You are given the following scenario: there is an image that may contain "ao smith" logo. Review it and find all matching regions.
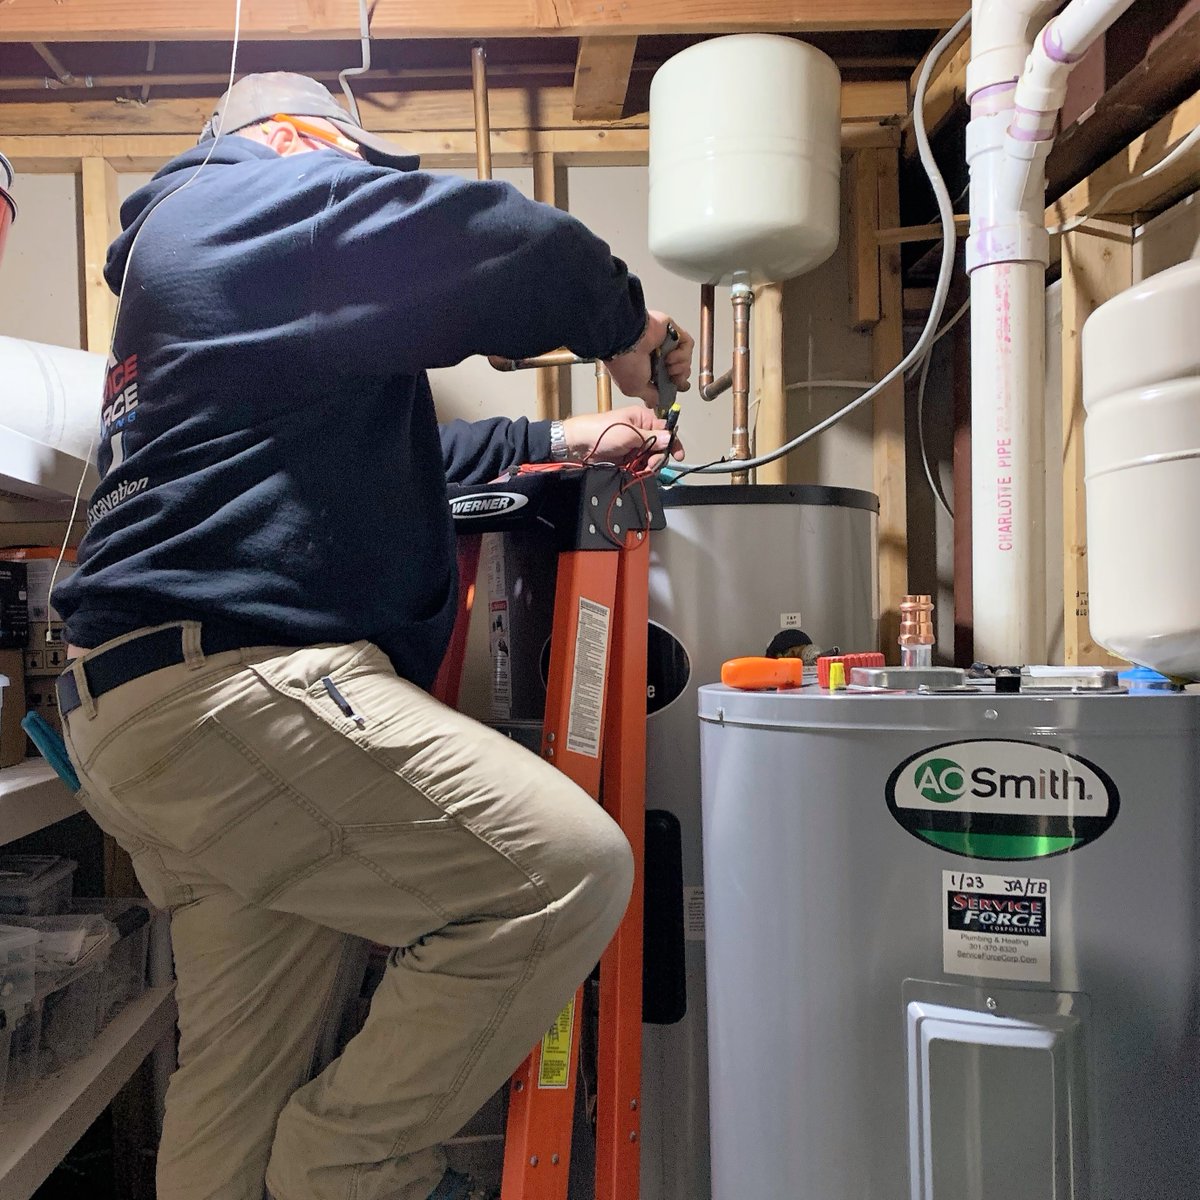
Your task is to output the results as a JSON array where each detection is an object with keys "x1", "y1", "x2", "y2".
[
  {"x1": 913, "y1": 756, "x2": 1093, "y2": 805},
  {"x1": 887, "y1": 739, "x2": 1118, "y2": 861}
]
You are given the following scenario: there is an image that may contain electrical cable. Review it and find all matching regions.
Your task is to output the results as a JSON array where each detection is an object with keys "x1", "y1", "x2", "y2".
[
  {"x1": 338, "y1": 0, "x2": 372, "y2": 125},
  {"x1": 665, "y1": 7, "x2": 971, "y2": 482},
  {"x1": 47, "y1": 0, "x2": 246, "y2": 613},
  {"x1": 1047, "y1": 122, "x2": 1200, "y2": 236},
  {"x1": 915, "y1": 295, "x2": 971, "y2": 521},
  {"x1": 783, "y1": 379, "x2": 879, "y2": 393}
]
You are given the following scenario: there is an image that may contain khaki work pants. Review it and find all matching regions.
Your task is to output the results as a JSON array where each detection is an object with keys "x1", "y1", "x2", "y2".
[{"x1": 62, "y1": 626, "x2": 634, "y2": 1200}]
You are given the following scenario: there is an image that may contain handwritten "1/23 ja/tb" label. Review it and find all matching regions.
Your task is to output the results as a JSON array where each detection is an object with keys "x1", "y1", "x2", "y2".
[{"x1": 942, "y1": 871, "x2": 1051, "y2": 983}]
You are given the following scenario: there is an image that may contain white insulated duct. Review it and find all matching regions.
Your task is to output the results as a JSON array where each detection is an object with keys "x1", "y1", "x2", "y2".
[
  {"x1": 0, "y1": 335, "x2": 104, "y2": 461},
  {"x1": 967, "y1": 0, "x2": 1138, "y2": 665}
]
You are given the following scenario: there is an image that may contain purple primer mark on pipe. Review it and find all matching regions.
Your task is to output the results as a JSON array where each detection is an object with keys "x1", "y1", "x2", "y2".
[
  {"x1": 1009, "y1": 124, "x2": 1056, "y2": 142},
  {"x1": 1043, "y1": 20, "x2": 1085, "y2": 65},
  {"x1": 973, "y1": 79, "x2": 1020, "y2": 101}
]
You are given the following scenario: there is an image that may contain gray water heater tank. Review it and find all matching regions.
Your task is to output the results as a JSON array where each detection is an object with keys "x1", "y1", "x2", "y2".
[
  {"x1": 698, "y1": 683, "x2": 1200, "y2": 1200},
  {"x1": 640, "y1": 484, "x2": 878, "y2": 1200}
]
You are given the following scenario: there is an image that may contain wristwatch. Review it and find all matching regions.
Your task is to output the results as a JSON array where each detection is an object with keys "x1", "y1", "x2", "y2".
[{"x1": 549, "y1": 420, "x2": 571, "y2": 462}]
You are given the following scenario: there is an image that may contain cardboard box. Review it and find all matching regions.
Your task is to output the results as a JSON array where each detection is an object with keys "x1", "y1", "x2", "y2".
[
  {"x1": 0, "y1": 561, "x2": 29, "y2": 650},
  {"x1": 0, "y1": 548, "x2": 75, "y2": 625},
  {"x1": 0, "y1": 648, "x2": 27, "y2": 768}
]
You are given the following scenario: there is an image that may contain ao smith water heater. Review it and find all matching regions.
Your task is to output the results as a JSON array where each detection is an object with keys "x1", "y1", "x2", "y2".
[{"x1": 682, "y1": 8, "x2": 1200, "y2": 1200}]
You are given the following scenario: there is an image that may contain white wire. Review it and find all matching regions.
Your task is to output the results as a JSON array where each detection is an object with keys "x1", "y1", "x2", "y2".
[
  {"x1": 47, "y1": 0, "x2": 246, "y2": 617},
  {"x1": 1048, "y1": 122, "x2": 1200, "y2": 237},
  {"x1": 669, "y1": 8, "x2": 971, "y2": 479},
  {"x1": 915, "y1": 295, "x2": 971, "y2": 521},
  {"x1": 784, "y1": 379, "x2": 879, "y2": 392}
]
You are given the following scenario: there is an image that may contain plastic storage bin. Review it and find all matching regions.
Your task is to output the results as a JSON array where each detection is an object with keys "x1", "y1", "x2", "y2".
[
  {"x1": 0, "y1": 856, "x2": 78, "y2": 916},
  {"x1": 3, "y1": 913, "x2": 113, "y2": 1068},
  {"x1": 70, "y1": 899, "x2": 151, "y2": 1024},
  {"x1": 0, "y1": 922, "x2": 38, "y2": 1011},
  {"x1": 4, "y1": 998, "x2": 42, "y2": 1104},
  {"x1": 39, "y1": 958, "x2": 105, "y2": 1074},
  {"x1": 0, "y1": 1009, "x2": 11, "y2": 1109}
]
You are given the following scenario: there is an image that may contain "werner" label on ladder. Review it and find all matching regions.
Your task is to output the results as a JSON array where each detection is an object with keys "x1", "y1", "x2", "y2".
[
  {"x1": 537, "y1": 997, "x2": 576, "y2": 1089},
  {"x1": 566, "y1": 597, "x2": 611, "y2": 757}
]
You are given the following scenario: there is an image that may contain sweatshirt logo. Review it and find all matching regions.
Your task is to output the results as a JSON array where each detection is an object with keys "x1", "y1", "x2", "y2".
[
  {"x1": 886, "y1": 739, "x2": 1119, "y2": 861},
  {"x1": 87, "y1": 476, "x2": 149, "y2": 525},
  {"x1": 449, "y1": 492, "x2": 529, "y2": 520}
]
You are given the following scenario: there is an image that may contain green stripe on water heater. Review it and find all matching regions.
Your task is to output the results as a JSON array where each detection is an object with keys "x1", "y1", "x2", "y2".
[{"x1": 921, "y1": 830, "x2": 1080, "y2": 859}]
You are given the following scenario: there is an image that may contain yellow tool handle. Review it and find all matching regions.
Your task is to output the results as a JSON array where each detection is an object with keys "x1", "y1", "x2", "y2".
[{"x1": 721, "y1": 657, "x2": 805, "y2": 691}]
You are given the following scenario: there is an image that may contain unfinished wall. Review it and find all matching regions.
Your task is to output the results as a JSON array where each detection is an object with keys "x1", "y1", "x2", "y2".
[{"x1": 0, "y1": 173, "x2": 82, "y2": 350}]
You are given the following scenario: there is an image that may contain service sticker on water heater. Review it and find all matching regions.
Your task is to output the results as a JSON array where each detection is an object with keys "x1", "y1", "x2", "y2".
[
  {"x1": 886, "y1": 739, "x2": 1120, "y2": 861},
  {"x1": 943, "y1": 872, "x2": 1050, "y2": 984}
]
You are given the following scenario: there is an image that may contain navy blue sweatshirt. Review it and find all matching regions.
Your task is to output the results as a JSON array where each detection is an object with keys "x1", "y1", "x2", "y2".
[{"x1": 52, "y1": 140, "x2": 647, "y2": 688}]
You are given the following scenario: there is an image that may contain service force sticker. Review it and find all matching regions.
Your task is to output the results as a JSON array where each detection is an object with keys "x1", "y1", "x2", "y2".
[{"x1": 943, "y1": 871, "x2": 1051, "y2": 983}]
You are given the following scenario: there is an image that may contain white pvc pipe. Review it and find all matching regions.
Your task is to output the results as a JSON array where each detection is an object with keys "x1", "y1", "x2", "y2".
[
  {"x1": 0, "y1": 335, "x2": 104, "y2": 460},
  {"x1": 967, "y1": 0, "x2": 1137, "y2": 664},
  {"x1": 970, "y1": 262, "x2": 1046, "y2": 662}
]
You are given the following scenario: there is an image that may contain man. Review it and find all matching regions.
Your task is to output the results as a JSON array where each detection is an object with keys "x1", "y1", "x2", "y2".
[{"x1": 52, "y1": 73, "x2": 693, "y2": 1200}]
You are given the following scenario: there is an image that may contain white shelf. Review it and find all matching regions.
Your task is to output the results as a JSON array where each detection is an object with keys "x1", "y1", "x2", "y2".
[
  {"x1": 0, "y1": 761, "x2": 80, "y2": 847},
  {"x1": 0, "y1": 986, "x2": 177, "y2": 1200},
  {"x1": 0, "y1": 426, "x2": 97, "y2": 504}
]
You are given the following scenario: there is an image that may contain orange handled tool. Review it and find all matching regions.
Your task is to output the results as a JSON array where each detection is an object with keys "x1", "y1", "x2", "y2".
[{"x1": 721, "y1": 657, "x2": 804, "y2": 691}]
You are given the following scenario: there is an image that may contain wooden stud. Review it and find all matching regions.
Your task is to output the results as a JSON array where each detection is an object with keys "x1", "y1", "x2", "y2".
[
  {"x1": 4, "y1": 121, "x2": 900, "y2": 176},
  {"x1": 752, "y1": 283, "x2": 786, "y2": 484},
  {"x1": 846, "y1": 148, "x2": 881, "y2": 330},
  {"x1": 0, "y1": 80, "x2": 907, "y2": 139},
  {"x1": 1047, "y1": 86, "x2": 1200, "y2": 227},
  {"x1": 1060, "y1": 224, "x2": 1134, "y2": 667},
  {"x1": 874, "y1": 215, "x2": 971, "y2": 244},
  {"x1": 0, "y1": 0, "x2": 969, "y2": 42},
  {"x1": 80, "y1": 156, "x2": 120, "y2": 354},
  {"x1": 533, "y1": 151, "x2": 573, "y2": 422},
  {"x1": 573, "y1": 37, "x2": 638, "y2": 122},
  {"x1": 872, "y1": 149, "x2": 908, "y2": 659}
]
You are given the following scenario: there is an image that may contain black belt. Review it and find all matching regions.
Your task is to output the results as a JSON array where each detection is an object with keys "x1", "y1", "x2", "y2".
[{"x1": 57, "y1": 625, "x2": 248, "y2": 718}]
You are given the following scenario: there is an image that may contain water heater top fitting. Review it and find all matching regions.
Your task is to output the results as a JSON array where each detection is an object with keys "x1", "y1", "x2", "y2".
[{"x1": 648, "y1": 35, "x2": 842, "y2": 286}]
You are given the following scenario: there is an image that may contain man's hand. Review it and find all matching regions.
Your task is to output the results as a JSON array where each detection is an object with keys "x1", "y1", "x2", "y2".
[
  {"x1": 561, "y1": 405, "x2": 686, "y2": 469},
  {"x1": 604, "y1": 311, "x2": 694, "y2": 406}
]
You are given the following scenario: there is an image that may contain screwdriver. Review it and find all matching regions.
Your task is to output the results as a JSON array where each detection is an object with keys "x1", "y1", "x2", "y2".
[{"x1": 652, "y1": 322, "x2": 682, "y2": 431}]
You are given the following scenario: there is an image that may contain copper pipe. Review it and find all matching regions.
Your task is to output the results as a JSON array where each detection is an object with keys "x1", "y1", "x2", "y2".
[
  {"x1": 704, "y1": 369, "x2": 733, "y2": 400},
  {"x1": 730, "y1": 284, "x2": 754, "y2": 485},
  {"x1": 596, "y1": 361, "x2": 613, "y2": 413},
  {"x1": 698, "y1": 284, "x2": 716, "y2": 399},
  {"x1": 899, "y1": 594, "x2": 935, "y2": 667},
  {"x1": 470, "y1": 43, "x2": 493, "y2": 182},
  {"x1": 488, "y1": 349, "x2": 589, "y2": 371}
]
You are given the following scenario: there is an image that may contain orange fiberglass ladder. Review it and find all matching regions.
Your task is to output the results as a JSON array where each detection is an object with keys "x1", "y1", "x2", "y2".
[{"x1": 433, "y1": 465, "x2": 658, "y2": 1200}]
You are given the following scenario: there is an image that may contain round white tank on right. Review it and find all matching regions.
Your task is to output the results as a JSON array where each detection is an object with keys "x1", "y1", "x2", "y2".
[
  {"x1": 648, "y1": 35, "x2": 842, "y2": 286},
  {"x1": 1084, "y1": 258, "x2": 1200, "y2": 677}
]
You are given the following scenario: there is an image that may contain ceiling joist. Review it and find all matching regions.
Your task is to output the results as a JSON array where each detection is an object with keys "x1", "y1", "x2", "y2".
[
  {"x1": 2, "y1": 121, "x2": 899, "y2": 174},
  {"x1": 0, "y1": 0, "x2": 969, "y2": 42},
  {"x1": 572, "y1": 37, "x2": 638, "y2": 122},
  {"x1": 0, "y1": 79, "x2": 908, "y2": 138}
]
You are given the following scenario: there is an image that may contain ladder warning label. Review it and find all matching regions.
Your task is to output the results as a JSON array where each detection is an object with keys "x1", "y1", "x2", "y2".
[
  {"x1": 684, "y1": 885, "x2": 706, "y2": 941},
  {"x1": 537, "y1": 997, "x2": 576, "y2": 1089},
  {"x1": 943, "y1": 871, "x2": 1051, "y2": 983},
  {"x1": 565, "y1": 598, "x2": 611, "y2": 758}
]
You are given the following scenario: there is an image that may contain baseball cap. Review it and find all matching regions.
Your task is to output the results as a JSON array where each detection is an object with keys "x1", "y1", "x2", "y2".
[{"x1": 199, "y1": 72, "x2": 420, "y2": 171}]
